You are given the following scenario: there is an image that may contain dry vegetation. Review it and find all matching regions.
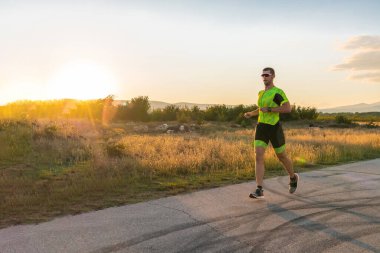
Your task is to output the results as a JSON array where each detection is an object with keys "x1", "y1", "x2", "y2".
[{"x1": 1, "y1": 119, "x2": 380, "y2": 228}]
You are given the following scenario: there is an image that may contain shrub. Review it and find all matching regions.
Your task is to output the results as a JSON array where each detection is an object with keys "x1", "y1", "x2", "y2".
[{"x1": 335, "y1": 115, "x2": 352, "y2": 124}]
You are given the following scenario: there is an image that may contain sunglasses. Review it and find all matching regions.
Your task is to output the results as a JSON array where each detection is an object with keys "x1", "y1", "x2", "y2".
[{"x1": 261, "y1": 74, "x2": 272, "y2": 77}]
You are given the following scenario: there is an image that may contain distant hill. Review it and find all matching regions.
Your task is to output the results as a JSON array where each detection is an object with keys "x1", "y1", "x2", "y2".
[
  {"x1": 320, "y1": 101, "x2": 380, "y2": 113},
  {"x1": 149, "y1": 101, "x2": 172, "y2": 109}
]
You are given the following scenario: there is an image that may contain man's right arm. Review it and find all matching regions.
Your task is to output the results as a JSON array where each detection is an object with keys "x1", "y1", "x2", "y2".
[{"x1": 244, "y1": 108, "x2": 259, "y2": 118}]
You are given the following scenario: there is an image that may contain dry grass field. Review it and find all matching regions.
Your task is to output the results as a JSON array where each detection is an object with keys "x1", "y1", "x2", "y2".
[{"x1": 1, "y1": 119, "x2": 380, "y2": 228}]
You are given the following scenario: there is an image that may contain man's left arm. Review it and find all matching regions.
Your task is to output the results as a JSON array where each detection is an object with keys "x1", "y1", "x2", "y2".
[
  {"x1": 270, "y1": 102, "x2": 291, "y2": 113},
  {"x1": 260, "y1": 102, "x2": 292, "y2": 113}
]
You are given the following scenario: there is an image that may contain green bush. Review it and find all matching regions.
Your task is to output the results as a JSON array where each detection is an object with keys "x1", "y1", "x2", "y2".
[{"x1": 335, "y1": 115, "x2": 352, "y2": 124}]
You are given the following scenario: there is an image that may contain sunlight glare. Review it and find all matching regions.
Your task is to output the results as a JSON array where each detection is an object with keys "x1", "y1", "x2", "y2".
[{"x1": 47, "y1": 61, "x2": 118, "y2": 100}]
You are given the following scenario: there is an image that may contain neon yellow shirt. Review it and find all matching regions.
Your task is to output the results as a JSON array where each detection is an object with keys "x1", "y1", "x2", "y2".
[{"x1": 257, "y1": 86, "x2": 289, "y2": 125}]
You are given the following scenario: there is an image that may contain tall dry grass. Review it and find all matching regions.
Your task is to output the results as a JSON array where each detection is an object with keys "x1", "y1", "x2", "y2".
[
  {"x1": 287, "y1": 128, "x2": 380, "y2": 165},
  {"x1": 115, "y1": 134, "x2": 255, "y2": 177},
  {"x1": 110, "y1": 127, "x2": 380, "y2": 177}
]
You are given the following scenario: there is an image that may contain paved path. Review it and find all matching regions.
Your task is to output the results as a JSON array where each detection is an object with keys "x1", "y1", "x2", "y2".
[{"x1": 1, "y1": 159, "x2": 380, "y2": 253}]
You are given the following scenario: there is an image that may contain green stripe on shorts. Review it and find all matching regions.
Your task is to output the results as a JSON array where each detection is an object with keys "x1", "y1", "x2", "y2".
[
  {"x1": 254, "y1": 140, "x2": 268, "y2": 148},
  {"x1": 274, "y1": 144, "x2": 286, "y2": 153}
]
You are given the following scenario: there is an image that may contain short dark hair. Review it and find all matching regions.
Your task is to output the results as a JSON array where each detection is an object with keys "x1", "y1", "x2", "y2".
[{"x1": 263, "y1": 67, "x2": 275, "y2": 76}]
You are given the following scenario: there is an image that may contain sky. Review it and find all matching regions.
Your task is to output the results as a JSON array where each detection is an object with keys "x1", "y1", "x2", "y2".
[{"x1": 1, "y1": 0, "x2": 380, "y2": 108}]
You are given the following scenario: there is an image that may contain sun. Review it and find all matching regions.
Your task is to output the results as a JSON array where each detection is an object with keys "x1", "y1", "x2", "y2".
[{"x1": 47, "y1": 60, "x2": 118, "y2": 100}]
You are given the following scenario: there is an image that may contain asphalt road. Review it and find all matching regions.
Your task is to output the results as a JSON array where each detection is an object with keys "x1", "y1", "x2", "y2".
[{"x1": 1, "y1": 159, "x2": 380, "y2": 253}]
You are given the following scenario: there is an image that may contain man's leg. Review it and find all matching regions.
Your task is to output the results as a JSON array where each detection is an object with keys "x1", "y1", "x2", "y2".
[
  {"x1": 271, "y1": 123, "x2": 292, "y2": 176},
  {"x1": 251, "y1": 123, "x2": 269, "y2": 198},
  {"x1": 249, "y1": 146, "x2": 266, "y2": 198},
  {"x1": 276, "y1": 150, "x2": 299, "y2": 193},
  {"x1": 276, "y1": 151, "x2": 295, "y2": 178},
  {"x1": 271, "y1": 123, "x2": 299, "y2": 193},
  {"x1": 255, "y1": 147, "x2": 266, "y2": 187}
]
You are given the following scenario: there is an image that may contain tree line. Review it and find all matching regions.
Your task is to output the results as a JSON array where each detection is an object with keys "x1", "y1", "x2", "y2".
[{"x1": 0, "y1": 96, "x2": 320, "y2": 124}]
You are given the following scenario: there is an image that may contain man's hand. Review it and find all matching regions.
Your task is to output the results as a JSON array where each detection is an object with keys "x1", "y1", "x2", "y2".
[
  {"x1": 244, "y1": 108, "x2": 259, "y2": 118},
  {"x1": 260, "y1": 107, "x2": 270, "y2": 113}
]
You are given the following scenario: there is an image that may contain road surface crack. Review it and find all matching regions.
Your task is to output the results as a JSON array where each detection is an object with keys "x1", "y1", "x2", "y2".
[{"x1": 147, "y1": 202, "x2": 253, "y2": 250}]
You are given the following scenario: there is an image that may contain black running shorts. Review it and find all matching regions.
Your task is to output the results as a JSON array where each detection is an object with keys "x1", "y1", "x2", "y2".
[{"x1": 254, "y1": 122, "x2": 286, "y2": 153}]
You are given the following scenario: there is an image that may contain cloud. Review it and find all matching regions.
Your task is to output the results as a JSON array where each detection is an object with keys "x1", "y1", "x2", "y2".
[
  {"x1": 334, "y1": 51, "x2": 380, "y2": 71},
  {"x1": 343, "y1": 35, "x2": 380, "y2": 50},
  {"x1": 334, "y1": 35, "x2": 380, "y2": 84}
]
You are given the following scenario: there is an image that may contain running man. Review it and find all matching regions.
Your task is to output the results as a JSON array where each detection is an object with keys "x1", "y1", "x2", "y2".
[{"x1": 244, "y1": 67, "x2": 299, "y2": 198}]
